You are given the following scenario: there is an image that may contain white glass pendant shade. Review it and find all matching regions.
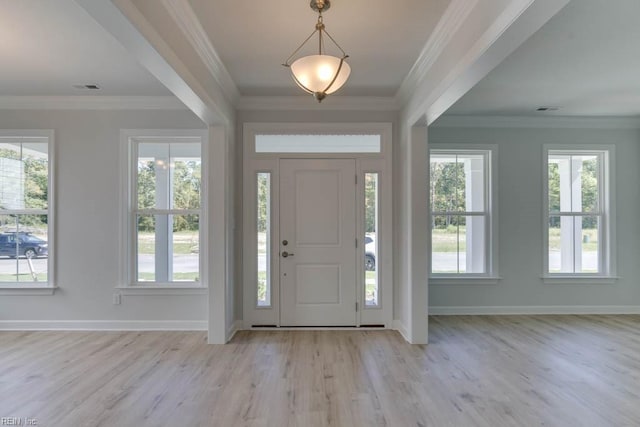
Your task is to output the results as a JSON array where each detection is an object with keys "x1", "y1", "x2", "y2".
[{"x1": 290, "y1": 55, "x2": 351, "y2": 95}]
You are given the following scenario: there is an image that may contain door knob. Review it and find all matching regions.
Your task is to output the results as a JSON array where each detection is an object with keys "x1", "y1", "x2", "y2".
[{"x1": 282, "y1": 251, "x2": 295, "y2": 258}]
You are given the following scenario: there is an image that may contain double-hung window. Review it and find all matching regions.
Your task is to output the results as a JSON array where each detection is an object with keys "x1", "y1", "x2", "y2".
[
  {"x1": 429, "y1": 147, "x2": 496, "y2": 278},
  {"x1": 124, "y1": 132, "x2": 205, "y2": 287},
  {"x1": 0, "y1": 132, "x2": 53, "y2": 288},
  {"x1": 545, "y1": 147, "x2": 613, "y2": 277}
]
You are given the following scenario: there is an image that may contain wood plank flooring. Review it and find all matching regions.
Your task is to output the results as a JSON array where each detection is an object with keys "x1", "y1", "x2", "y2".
[{"x1": 1, "y1": 315, "x2": 639, "y2": 426}]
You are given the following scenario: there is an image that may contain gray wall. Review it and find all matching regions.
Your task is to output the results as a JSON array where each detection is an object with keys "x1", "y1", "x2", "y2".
[
  {"x1": 0, "y1": 109, "x2": 209, "y2": 324},
  {"x1": 429, "y1": 124, "x2": 640, "y2": 309}
]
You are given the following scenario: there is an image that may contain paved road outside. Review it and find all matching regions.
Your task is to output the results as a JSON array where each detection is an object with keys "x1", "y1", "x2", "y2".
[{"x1": 0, "y1": 252, "x2": 599, "y2": 277}]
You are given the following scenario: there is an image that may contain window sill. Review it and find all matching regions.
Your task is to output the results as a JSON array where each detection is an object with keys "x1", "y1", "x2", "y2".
[
  {"x1": 541, "y1": 275, "x2": 620, "y2": 285},
  {"x1": 116, "y1": 285, "x2": 208, "y2": 296},
  {"x1": 430, "y1": 276, "x2": 501, "y2": 285},
  {"x1": 0, "y1": 285, "x2": 57, "y2": 296}
]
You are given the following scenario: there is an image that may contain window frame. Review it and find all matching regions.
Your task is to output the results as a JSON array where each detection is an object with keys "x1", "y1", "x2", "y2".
[
  {"x1": 119, "y1": 130, "x2": 208, "y2": 294},
  {"x1": 428, "y1": 144, "x2": 499, "y2": 284},
  {"x1": 542, "y1": 145, "x2": 616, "y2": 282},
  {"x1": 0, "y1": 130, "x2": 55, "y2": 294}
]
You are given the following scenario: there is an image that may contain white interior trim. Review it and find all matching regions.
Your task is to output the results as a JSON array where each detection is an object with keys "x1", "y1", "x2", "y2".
[
  {"x1": 160, "y1": 0, "x2": 240, "y2": 104},
  {"x1": 0, "y1": 320, "x2": 207, "y2": 331},
  {"x1": 0, "y1": 287, "x2": 58, "y2": 296},
  {"x1": 392, "y1": 320, "x2": 411, "y2": 342},
  {"x1": 75, "y1": 0, "x2": 232, "y2": 125},
  {"x1": 0, "y1": 96, "x2": 187, "y2": 110},
  {"x1": 396, "y1": 0, "x2": 476, "y2": 105},
  {"x1": 434, "y1": 115, "x2": 640, "y2": 129},
  {"x1": 237, "y1": 96, "x2": 399, "y2": 111},
  {"x1": 430, "y1": 306, "x2": 640, "y2": 315},
  {"x1": 242, "y1": 123, "x2": 393, "y2": 329}
]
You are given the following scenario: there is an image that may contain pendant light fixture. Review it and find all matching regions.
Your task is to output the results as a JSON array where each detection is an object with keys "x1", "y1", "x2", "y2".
[{"x1": 283, "y1": 0, "x2": 350, "y2": 102}]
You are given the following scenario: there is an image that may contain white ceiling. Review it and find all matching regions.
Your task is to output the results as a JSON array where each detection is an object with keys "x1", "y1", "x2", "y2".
[
  {"x1": 0, "y1": 0, "x2": 170, "y2": 96},
  {"x1": 445, "y1": 0, "x2": 640, "y2": 117},
  {"x1": 188, "y1": 0, "x2": 451, "y2": 96}
]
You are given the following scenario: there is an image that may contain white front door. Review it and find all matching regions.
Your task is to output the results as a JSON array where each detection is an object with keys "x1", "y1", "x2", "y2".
[{"x1": 279, "y1": 159, "x2": 357, "y2": 326}]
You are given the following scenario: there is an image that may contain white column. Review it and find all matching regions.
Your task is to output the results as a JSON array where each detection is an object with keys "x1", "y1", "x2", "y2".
[
  {"x1": 407, "y1": 123, "x2": 429, "y2": 344},
  {"x1": 464, "y1": 157, "x2": 485, "y2": 273},
  {"x1": 208, "y1": 125, "x2": 228, "y2": 344}
]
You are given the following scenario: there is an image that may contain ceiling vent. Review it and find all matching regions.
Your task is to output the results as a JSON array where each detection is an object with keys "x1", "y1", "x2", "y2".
[{"x1": 73, "y1": 84, "x2": 101, "y2": 90}]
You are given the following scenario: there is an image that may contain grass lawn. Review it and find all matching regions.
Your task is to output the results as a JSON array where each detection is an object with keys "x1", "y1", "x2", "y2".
[
  {"x1": 0, "y1": 273, "x2": 47, "y2": 282},
  {"x1": 138, "y1": 231, "x2": 199, "y2": 254},
  {"x1": 432, "y1": 226, "x2": 599, "y2": 252},
  {"x1": 138, "y1": 272, "x2": 198, "y2": 281},
  {"x1": 549, "y1": 227, "x2": 598, "y2": 251}
]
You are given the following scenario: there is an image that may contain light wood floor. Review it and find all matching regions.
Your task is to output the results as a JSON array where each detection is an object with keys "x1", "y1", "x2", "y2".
[{"x1": 1, "y1": 316, "x2": 639, "y2": 426}]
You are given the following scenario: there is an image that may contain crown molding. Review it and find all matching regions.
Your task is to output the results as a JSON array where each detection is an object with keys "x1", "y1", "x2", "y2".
[
  {"x1": 237, "y1": 96, "x2": 399, "y2": 111},
  {"x1": 396, "y1": 0, "x2": 477, "y2": 105},
  {"x1": 432, "y1": 114, "x2": 640, "y2": 129},
  {"x1": 0, "y1": 96, "x2": 188, "y2": 110},
  {"x1": 160, "y1": 0, "x2": 240, "y2": 105}
]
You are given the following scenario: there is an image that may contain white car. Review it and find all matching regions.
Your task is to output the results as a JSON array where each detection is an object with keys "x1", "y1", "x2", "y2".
[{"x1": 365, "y1": 235, "x2": 376, "y2": 271}]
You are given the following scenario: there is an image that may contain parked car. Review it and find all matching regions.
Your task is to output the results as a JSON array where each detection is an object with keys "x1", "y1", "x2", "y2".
[
  {"x1": 0, "y1": 232, "x2": 48, "y2": 259},
  {"x1": 365, "y1": 235, "x2": 376, "y2": 271}
]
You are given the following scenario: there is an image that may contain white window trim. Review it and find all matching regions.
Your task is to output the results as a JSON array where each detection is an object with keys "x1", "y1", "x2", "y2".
[
  {"x1": 0, "y1": 130, "x2": 55, "y2": 295},
  {"x1": 242, "y1": 122, "x2": 393, "y2": 328},
  {"x1": 429, "y1": 144, "x2": 499, "y2": 284},
  {"x1": 542, "y1": 144, "x2": 617, "y2": 283},
  {"x1": 119, "y1": 129, "x2": 208, "y2": 294}
]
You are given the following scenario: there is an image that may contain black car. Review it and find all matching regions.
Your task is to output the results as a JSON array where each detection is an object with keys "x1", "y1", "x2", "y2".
[{"x1": 0, "y1": 232, "x2": 48, "y2": 259}]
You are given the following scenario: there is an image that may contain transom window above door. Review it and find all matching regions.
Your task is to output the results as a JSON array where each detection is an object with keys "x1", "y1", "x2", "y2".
[{"x1": 255, "y1": 134, "x2": 381, "y2": 153}]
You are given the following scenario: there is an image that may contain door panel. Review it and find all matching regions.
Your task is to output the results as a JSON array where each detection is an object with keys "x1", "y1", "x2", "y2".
[{"x1": 280, "y1": 159, "x2": 356, "y2": 326}]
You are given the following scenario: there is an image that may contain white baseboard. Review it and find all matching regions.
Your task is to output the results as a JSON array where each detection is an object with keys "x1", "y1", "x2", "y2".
[
  {"x1": 226, "y1": 320, "x2": 242, "y2": 342},
  {"x1": 429, "y1": 306, "x2": 640, "y2": 315},
  {"x1": 392, "y1": 319, "x2": 410, "y2": 342},
  {"x1": 0, "y1": 320, "x2": 208, "y2": 331}
]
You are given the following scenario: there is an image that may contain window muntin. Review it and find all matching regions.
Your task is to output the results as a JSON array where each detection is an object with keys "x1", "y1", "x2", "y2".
[
  {"x1": 0, "y1": 139, "x2": 50, "y2": 285},
  {"x1": 430, "y1": 150, "x2": 491, "y2": 275},
  {"x1": 256, "y1": 172, "x2": 271, "y2": 307},
  {"x1": 132, "y1": 140, "x2": 201, "y2": 284},
  {"x1": 547, "y1": 151, "x2": 607, "y2": 275}
]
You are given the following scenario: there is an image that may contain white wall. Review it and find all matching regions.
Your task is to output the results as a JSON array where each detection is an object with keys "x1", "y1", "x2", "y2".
[
  {"x1": 0, "y1": 109, "x2": 210, "y2": 327},
  {"x1": 429, "y1": 123, "x2": 640, "y2": 311}
]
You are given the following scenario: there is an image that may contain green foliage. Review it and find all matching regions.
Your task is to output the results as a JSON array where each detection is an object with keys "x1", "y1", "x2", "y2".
[
  {"x1": 548, "y1": 157, "x2": 598, "y2": 228},
  {"x1": 430, "y1": 159, "x2": 466, "y2": 228},
  {"x1": 0, "y1": 147, "x2": 48, "y2": 229},
  {"x1": 364, "y1": 174, "x2": 377, "y2": 233},
  {"x1": 136, "y1": 159, "x2": 201, "y2": 232},
  {"x1": 257, "y1": 174, "x2": 269, "y2": 232}
]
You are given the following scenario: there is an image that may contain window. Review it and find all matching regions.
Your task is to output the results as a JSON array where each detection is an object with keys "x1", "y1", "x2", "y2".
[
  {"x1": 429, "y1": 148, "x2": 495, "y2": 277},
  {"x1": 256, "y1": 172, "x2": 271, "y2": 306},
  {"x1": 126, "y1": 133, "x2": 204, "y2": 286},
  {"x1": 0, "y1": 133, "x2": 52, "y2": 287},
  {"x1": 545, "y1": 148, "x2": 612, "y2": 276},
  {"x1": 364, "y1": 172, "x2": 379, "y2": 306},
  {"x1": 255, "y1": 134, "x2": 381, "y2": 153}
]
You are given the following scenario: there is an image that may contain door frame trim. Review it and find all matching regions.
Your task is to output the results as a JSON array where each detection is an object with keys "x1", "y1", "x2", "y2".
[{"x1": 242, "y1": 123, "x2": 393, "y2": 328}]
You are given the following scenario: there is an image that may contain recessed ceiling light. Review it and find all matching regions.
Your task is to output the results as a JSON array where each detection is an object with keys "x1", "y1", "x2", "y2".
[
  {"x1": 536, "y1": 106, "x2": 559, "y2": 112},
  {"x1": 73, "y1": 84, "x2": 101, "y2": 90}
]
